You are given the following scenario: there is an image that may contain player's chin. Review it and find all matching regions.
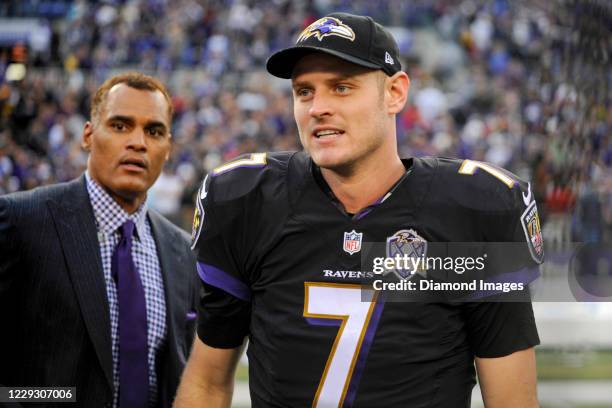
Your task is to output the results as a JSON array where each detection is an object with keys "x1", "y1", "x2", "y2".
[{"x1": 310, "y1": 152, "x2": 351, "y2": 171}]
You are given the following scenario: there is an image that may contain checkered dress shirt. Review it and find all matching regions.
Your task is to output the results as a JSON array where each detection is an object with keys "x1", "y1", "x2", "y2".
[{"x1": 86, "y1": 173, "x2": 167, "y2": 407}]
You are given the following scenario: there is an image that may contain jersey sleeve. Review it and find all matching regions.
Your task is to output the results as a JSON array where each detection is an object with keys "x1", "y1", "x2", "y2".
[
  {"x1": 480, "y1": 177, "x2": 544, "y2": 285},
  {"x1": 461, "y1": 298, "x2": 539, "y2": 358},
  {"x1": 191, "y1": 152, "x2": 291, "y2": 348},
  {"x1": 454, "y1": 162, "x2": 543, "y2": 357},
  {"x1": 191, "y1": 166, "x2": 255, "y2": 348}
]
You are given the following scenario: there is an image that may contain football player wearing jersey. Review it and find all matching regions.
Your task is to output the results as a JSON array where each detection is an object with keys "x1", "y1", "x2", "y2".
[{"x1": 175, "y1": 12, "x2": 542, "y2": 408}]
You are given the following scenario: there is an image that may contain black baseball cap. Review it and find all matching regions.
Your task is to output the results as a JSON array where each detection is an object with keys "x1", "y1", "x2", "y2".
[{"x1": 266, "y1": 12, "x2": 401, "y2": 79}]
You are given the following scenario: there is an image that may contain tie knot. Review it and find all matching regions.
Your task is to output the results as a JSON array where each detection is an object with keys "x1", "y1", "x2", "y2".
[{"x1": 120, "y1": 220, "x2": 136, "y2": 240}]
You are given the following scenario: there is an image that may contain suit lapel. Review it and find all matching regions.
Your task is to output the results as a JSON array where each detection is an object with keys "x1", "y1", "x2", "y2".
[
  {"x1": 148, "y1": 212, "x2": 189, "y2": 348},
  {"x1": 47, "y1": 176, "x2": 113, "y2": 390}
]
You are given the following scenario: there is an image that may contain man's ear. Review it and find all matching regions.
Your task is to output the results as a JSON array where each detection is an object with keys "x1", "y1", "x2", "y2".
[
  {"x1": 81, "y1": 121, "x2": 94, "y2": 152},
  {"x1": 386, "y1": 72, "x2": 410, "y2": 115}
]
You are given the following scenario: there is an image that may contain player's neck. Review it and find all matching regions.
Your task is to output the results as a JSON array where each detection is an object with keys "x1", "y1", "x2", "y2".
[{"x1": 321, "y1": 155, "x2": 405, "y2": 215}]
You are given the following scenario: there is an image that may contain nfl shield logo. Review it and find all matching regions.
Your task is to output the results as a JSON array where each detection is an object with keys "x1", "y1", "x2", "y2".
[{"x1": 343, "y1": 230, "x2": 363, "y2": 255}]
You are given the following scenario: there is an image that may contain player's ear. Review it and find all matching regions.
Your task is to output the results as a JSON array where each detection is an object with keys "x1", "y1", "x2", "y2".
[
  {"x1": 81, "y1": 121, "x2": 94, "y2": 152},
  {"x1": 386, "y1": 72, "x2": 410, "y2": 115}
]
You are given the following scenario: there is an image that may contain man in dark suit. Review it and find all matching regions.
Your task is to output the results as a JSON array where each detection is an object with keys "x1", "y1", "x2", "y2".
[{"x1": 0, "y1": 72, "x2": 199, "y2": 407}]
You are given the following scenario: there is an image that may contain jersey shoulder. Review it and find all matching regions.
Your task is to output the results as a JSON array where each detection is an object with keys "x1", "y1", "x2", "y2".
[
  {"x1": 190, "y1": 151, "x2": 296, "y2": 250},
  {"x1": 417, "y1": 156, "x2": 529, "y2": 213},
  {"x1": 415, "y1": 157, "x2": 544, "y2": 263},
  {"x1": 204, "y1": 151, "x2": 296, "y2": 204}
]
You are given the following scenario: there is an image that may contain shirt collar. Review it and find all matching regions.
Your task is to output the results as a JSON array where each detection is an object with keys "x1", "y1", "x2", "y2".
[
  {"x1": 85, "y1": 171, "x2": 148, "y2": 239},
  {"x1": 310, "y1": 159, "x2": 413, "y2": 218}
]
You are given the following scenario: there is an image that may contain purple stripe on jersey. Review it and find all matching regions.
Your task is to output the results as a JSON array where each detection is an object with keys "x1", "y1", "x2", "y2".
[
  {"x1": 343, "y1": 293, "x2": 386, "y2": 407},
  {"x1": 305, "y1": 317, "x2": 342, "y2": 327},
  {"x1": 196, "y1": 262, "x2": 252, "y2": 301},
  {"x1": 354, "y1": 208, "x2": 373, "y2": 220},
  {"x1": 468, "y1": 266, "x2": 540, "y2": 300},
  {"x1": 354, "y1": 195, "x2": 385, "y2": 220}
]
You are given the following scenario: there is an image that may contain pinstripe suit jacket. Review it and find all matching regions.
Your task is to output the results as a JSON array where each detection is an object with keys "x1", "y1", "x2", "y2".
[{"x1": 0, "y1": 175, "x2": 199, "y2": 408}]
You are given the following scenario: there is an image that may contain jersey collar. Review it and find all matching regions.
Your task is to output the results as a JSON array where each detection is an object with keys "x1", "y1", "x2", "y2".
[{"x1": 310, "y1": 159, "x2": 413, "y2": 220}]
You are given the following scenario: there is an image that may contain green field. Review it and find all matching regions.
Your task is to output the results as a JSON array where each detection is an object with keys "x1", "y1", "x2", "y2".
[
  {"x1": 537, "y1": 349, "x2": 612, "y2": 380},
  {"x1": 236, "y1": 363, "x2": 249, "y2": 382}
]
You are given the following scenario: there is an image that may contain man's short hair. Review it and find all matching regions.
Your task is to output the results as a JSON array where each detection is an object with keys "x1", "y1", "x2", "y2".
[{"x1": 90, "y1": 72, "x2": 174, "y2": 124}]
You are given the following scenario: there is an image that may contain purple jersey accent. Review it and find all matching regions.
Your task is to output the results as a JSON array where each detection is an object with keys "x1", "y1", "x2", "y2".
[
  {"x1": 305, "y1": 317, "x2": 342, "y2": 327},
  {"x1": 343, "y1": 293, "x2": 386, "y2": 407},
  {"x1": 354, "y1": 194, "x2": 386, "y2": 220},
  {"x1": 197, "y1": 262, "x2": 252, "y2": 301},
  {"x1": 354, "y1": 208, "x2": 372, "y2": 220}
]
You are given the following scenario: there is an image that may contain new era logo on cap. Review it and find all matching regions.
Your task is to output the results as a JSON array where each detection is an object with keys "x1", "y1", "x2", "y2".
[
  {"x1": 385, "y1": 51, "x2": 394, "y2": 65},
  {"x1": 266, "y1": 12, "x2": 402, "y2": 79}
]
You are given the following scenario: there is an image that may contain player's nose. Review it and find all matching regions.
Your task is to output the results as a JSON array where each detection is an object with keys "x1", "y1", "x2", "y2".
[
  {"x1": 126, "y1": 126, "x2": 147, "y2": 152},
  {"x1": 308, "y1": 92, "x2": 334, "y2": 118}
]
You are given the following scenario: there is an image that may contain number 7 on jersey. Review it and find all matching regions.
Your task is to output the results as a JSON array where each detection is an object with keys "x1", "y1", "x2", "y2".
[{"x1": 304, "y1": 282, "x2": 380, "y2": 407}]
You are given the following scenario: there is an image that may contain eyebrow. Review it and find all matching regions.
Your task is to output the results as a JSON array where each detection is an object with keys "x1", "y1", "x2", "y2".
[
  {"x1": 291, "y1": 80, "x2": 310, "y2": 90},
  {"x1": 292, "y1": 74, "x2": 362, "y2": 89},
  {"x1": 107, "y1": 115, "x2": 168, "y2": 131}
]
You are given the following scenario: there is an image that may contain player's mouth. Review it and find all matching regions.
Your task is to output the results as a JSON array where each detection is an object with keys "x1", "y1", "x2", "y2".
[
  {"x1": 119, "y1": 156, "x2": 148, "y2": 172},
  {"x1": 312, "y1": 128, "x2": 344, "y2": 139}
]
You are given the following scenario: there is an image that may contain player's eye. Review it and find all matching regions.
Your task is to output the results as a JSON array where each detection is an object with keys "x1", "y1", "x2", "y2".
[
  {"x1": 336, "y1": 85, "x2": 350, "y2": 94},
  {"x1": 146, "y1": 127, "x2": 166, "y2": 138},
  {"x1": 110, "y1": 122, "x2": 127, "y2": 131},
  {"x1": 295, "y1": 88, "x2": 313, "y2": 98}
]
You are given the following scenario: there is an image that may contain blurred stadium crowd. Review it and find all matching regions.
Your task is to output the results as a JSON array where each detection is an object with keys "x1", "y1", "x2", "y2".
[{"x1": 0, "y1": 0, "x2": 610, "y2": 245}]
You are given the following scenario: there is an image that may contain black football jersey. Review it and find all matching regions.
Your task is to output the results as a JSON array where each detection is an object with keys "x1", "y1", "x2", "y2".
[{"x1": 192, "y1": 151, "x2": 541, "y2": 408}]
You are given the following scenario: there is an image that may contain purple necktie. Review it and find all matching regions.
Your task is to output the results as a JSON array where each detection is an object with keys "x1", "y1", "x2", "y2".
[{"x1": 112, "y1": 220, "x2": 149, "y2": 408}]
